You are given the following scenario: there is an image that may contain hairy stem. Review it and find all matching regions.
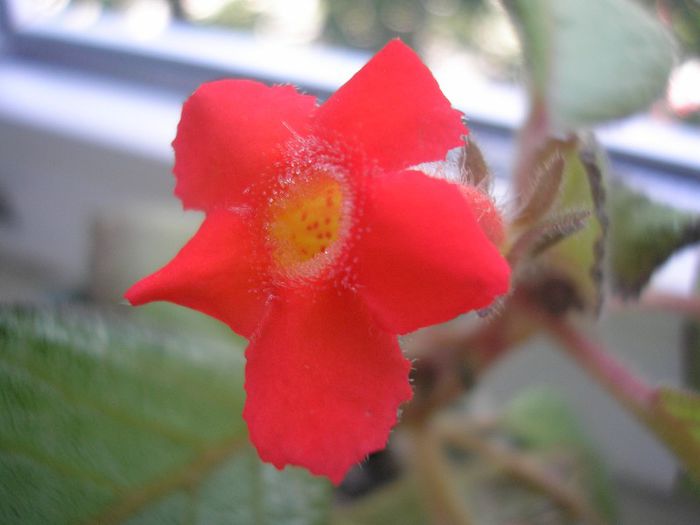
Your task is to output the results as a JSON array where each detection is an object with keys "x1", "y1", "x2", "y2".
[{"x1": 512, "y1": 97, "x2": 550, "y2": 197}]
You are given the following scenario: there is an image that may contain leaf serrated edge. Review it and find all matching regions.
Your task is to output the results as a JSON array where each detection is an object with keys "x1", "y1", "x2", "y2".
[{"x1": 578, "y1": 141, "x2": 608, "y2": 315}]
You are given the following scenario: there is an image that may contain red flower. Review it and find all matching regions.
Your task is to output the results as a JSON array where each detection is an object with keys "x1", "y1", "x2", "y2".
[{"x1": 125, "y1": 40, "x2": 510, "y2": 484}]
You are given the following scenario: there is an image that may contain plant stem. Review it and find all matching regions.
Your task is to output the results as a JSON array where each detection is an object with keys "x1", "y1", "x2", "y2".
[
  {"x1": 512, "y1": 97, "x2": 550, "y2": 197},
  {"x1": 435, "y1": 417, "x2": 607, "y2": 525},
  {"x1": 411, "y1": 424, "x2": 476, "y2": 525},
  {"x1": 535, "y1": 310, "x2": 654, "y2": 414}
]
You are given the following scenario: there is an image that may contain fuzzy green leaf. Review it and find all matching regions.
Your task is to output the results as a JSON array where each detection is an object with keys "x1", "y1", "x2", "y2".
[
  {"x1": 504, "y1": 388, "x2": 588, "y2": 449},
  {"x1": 522, "y1": 139, "x2": 607, "y2": 316},
  {"x1": 0, "y1": 306, "x2": 331, "y2": 524},
  {"x1": 609, "y1": 182, "x2": 700, "y2": 297},
  {"x1": 504, "y1": 0, "x2": 675, "y2": 129}
]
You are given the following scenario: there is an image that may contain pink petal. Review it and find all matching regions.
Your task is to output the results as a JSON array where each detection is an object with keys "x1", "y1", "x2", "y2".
[
  {"x1": 314, "y1": 39, "x2": 467, "y2": 172},
  {"x1": 125, "y1": 209, "x2": 270, "y2": 338},
  {"x1": 243, "y1": 287, "x2": 413, "y2": 484},
  {"x1": 355, "y1": 170, "x2": 511, "y2": 334},
  {"x1": 173, "y1": 80, "x2": 317, "y2": 211}
]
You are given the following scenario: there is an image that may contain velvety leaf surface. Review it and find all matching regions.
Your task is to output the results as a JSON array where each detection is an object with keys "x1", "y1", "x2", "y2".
[
  {"x1": 504, "y1": 0, "x2": 675, "y2": 129},
  {"x1": 608, "y1": 182, "x2": 700, "y2": 297},
  {"x1": 0, "y1": 306, "x2": 331, "y2": 524}
]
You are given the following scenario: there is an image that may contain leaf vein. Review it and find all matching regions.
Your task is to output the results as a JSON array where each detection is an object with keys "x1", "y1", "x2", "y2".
[
  {"x1": 0, "y1": 437, "x2": 121, "y2": 493},
  {"x1": 0, "y1": 348, "x2": 206, "y2": 447},
  {"x1": 85, "y1": 435, "x2": 247, "y2": 525}
]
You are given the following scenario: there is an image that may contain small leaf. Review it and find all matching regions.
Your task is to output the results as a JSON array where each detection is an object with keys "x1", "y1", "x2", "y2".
[
  {"x1": 0, "y1": 306, "x2": 331, "y2": 524},
  {"x1": 517, "y1": 139, "x2": 608, "y2": 316},
  {"x1": 544, "y1": 141, "x2": 607, "y2": 314},
  {"x1": 687, "y1": 315, "x2": 700, "y2": 393},
  {"x1": 681, "y1": 276, "x2": 700, "y2": 497},
  {"x1": 504, "y1": 0, "x2": 675, "y2": 129},
  {"x1": 608, "y1": 182, "x2": 700, "y2": 297},
  {"x1": 432, "y1": 389, "x2": 616, "y2": 524},
  {"x1": 644, "y1": 386, "x2": 700, "y2": 483},
  {"x1": 683, "y1": 267, "x2": 700, "y2": 398},
  {"x1": 502, "y1": 387, "x2": 618, "y2": 524},
  {"x1": 504, "y1": 388, "x2": 587, "y2": 449}
]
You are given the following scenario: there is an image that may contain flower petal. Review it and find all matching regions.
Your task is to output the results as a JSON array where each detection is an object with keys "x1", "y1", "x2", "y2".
[
  {"x1": 243, "y1": 288, "x2": 412, "y2": 485},
  {"x1": 314, "y1": 39, "x2": 467, "y2": 172},
  {"x1": 173, "y1": 80, "x2": 317, "y2": 211},
  {"x1": 124, "y1": 210, "x2": 270, "y2": 338},
  {"x1": 355, "y1": 170, "x2": 511, "y2": 334}
]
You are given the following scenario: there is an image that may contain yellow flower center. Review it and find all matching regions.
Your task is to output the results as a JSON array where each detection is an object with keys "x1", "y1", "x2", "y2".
[{"x1": 268, "y1": 175, "x2": 345, "y2": 272}]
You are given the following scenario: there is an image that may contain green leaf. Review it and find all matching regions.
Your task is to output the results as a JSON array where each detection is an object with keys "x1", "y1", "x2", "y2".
[
  {"x1": 502, "y1": 387, "x2": 618, "y2": 524},
  {"x1": 608, "y1": 182, "x2": 700, "y2": 297},
  {"x1": 0, "y1": 306, "x2": 331, "y2": 524},
  {"x1": 521, "y1": 139, "x2": 607, "y2": 316},
  {"x1": 683, "y1": 268, "x2": 700, "y2": 396},
  {"x1": 680, "y1": 273, "x2": 700, "y2": 496},
  {"x1": 644, "y1": 386, "x2": 700, "y2": 483},
  {"x1": 503, "y1": 388, "x2": 587, "y2": 449},
  {"x1": 504, "y1": 0, "x2": 675, "y2": 129}
]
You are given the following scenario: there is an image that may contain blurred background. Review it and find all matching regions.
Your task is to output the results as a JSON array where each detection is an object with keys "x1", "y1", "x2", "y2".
[
  {"x1": 5, "y1": 0, "x2": 700, "y2": 114},
  {"x1": 1, "y1": 0, "x2": 700, "y2": 523}
]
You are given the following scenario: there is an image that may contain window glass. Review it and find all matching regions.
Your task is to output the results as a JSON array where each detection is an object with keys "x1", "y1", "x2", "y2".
[{"x1": 7, "y1": 0, "x2": 700, "y2": 125}]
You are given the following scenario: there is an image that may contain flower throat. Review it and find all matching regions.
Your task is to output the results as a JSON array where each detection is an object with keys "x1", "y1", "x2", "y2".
[{"x1": 268, "y1": 175, "x2": 345, "y2": 270}]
